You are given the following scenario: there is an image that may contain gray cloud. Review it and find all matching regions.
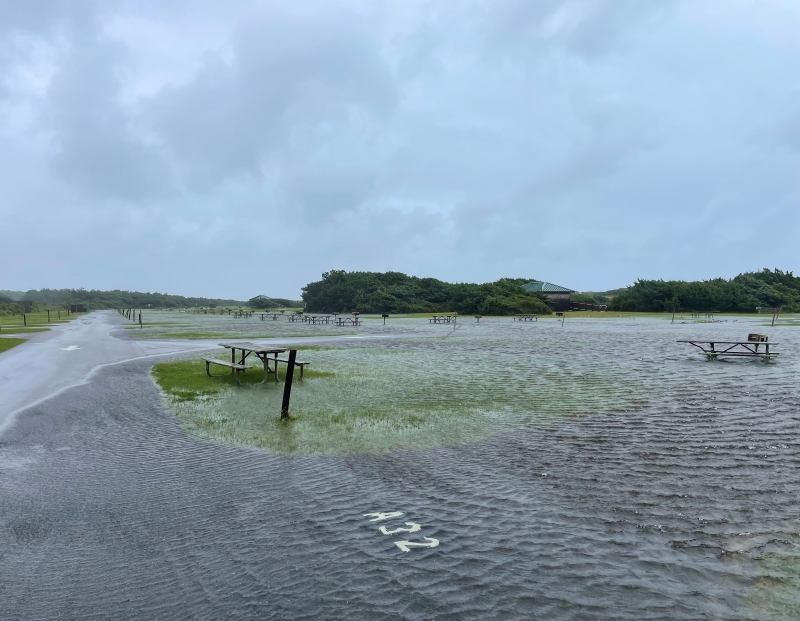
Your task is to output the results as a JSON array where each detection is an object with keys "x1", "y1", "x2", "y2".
[{"x1": 0, "y1": 0, "x2": 797, "y2": 297}]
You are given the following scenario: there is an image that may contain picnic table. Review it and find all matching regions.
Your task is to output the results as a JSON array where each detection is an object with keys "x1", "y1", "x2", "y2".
[
  {"x1": 429, "y1": 315, "x2": 457, "y2": 324},
  {"x1": 677, "y1": 339, "x2": 779, "y2": 360},
  {"x1": 335, "y1": 316, "x2": 361, "y2": 326},
  {"x1": 218, "y1": 342, "x2": 287, "y2": 382},
  {"x1": 513, "y1": 314, "x2": 538, "y2": 322},
  {"x1": 260, "y1": 313, "x2": 282, "y2": 321},
  {"x1": 306, "y1": 315, "x2": 333, "y2": 324}
]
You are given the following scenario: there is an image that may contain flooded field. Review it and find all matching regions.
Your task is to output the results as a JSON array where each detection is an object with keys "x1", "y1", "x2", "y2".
[{"x1": 2, "y1": 312, "x2": 798, "y2": 619}]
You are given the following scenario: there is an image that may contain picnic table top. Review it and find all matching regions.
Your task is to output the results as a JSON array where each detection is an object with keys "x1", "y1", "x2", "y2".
[
  {"x1": 676, "y1": 340, "x2": 778, "y2": 345},
  {"x1": 218, "y1": 342, "x2": 287, "y2": 353}
]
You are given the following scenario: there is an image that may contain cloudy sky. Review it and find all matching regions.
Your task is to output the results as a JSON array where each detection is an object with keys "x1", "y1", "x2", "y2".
[{"x1": 1, "y1": 0, "x2": 798, "y2": 299}]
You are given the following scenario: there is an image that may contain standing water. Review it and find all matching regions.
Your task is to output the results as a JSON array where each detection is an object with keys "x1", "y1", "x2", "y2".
[{"x1": 0, "y1": 314, "x2": 798, "y2": 619}]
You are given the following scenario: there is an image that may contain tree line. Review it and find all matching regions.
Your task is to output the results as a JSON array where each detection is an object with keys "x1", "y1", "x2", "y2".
[
  {"x1": 0, "y1": 288, "x2": 247, "y2": 312},
  {"x1": 301, "y1": 270, "x2": 553, "y2": 315},
  {"x1": 607, "y1": 269, "x2": 799, "y2": 313}
]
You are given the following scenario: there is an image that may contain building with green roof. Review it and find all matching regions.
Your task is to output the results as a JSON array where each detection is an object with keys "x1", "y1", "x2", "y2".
[{"x1": 523, "y1": 280, "x2": 574, "y2": 311}]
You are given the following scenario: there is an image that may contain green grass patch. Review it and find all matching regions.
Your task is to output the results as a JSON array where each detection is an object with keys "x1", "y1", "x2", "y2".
[
  {"x1": 0, "y1": 338, "x2": 26, "y2": 354},
  {"x1": 0, "y1": 327, "x2": 51, "y2": 334},
  {"x1": 152, "y1": 358, "x2": 334, "y2": 403},
  {"x1": 0, "y1": 311, "x2": 84, "y2": 334},
  {"x1": 137, "y1": 330, "x2": 344, "y2": 340}
]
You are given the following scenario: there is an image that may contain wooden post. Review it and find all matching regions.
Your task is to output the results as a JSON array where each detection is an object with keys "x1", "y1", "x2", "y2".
[
  {"x1": 772, "y1": 305, "x2": 782, "y2": 327},
  {"x1": 139, "y1": 312, "x2": 142, "y2": 328},
  {"x1": 58, "y1": 310, "x2": 61, "y2": 320},
  {"x1": 47, "y1": 310, "x2": 51, "y2": 323},
  {"x1": 671, "y1": 307, "x2": 675, "y2": 324},
  {"x1": 280, "y1": 349, "x2": 297, "y2": 419},
  {"x1": 23, "y1": 314, "x2": 27, "y2": 326}
]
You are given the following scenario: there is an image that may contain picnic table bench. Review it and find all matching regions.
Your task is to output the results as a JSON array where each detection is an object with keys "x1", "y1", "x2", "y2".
[
  {"x1": 677, "y1": 337, "x2": 779, "y2": 360},
  {"x1": 203, "y1": 358, "x2": 248, "y2": 385},
  {"x1": 275, "y1": 356, "x2": 310, "y2": 379}
]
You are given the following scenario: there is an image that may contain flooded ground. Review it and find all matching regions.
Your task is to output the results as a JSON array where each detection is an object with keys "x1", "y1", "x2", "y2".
[{"x1": 1, "y1": 313, "x2": 798, "y2": 619}]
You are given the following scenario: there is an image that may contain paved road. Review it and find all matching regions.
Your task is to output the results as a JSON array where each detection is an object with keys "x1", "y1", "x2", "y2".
[{"x1": 0, "y1": 312, "x2": 211, "y2": 433}]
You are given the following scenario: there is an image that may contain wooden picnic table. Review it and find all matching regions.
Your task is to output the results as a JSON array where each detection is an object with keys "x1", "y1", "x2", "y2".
[
  {"x1": 306, "y1": 315, "x2": 332, "y2": 324},
  {"x1": 429, "y1": 315, "x2": 457, "y2": 324},
  {"x1": 218, "y1": 342, "x2": 287, "y2": 382},
  {"x1": 677, "y1": 339, "x2": 779, "y2": 360},
  {"x1": 513, "y1": 314, "x2": 538, "y2": 322}
]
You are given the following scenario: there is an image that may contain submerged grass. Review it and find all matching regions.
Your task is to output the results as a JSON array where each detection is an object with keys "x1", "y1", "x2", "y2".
[
  {"x1": 0, "y1": 338, "x2": 26, "y2": 354},
  {"x1": 149, "y1": 312, "x2": 796, "y2": 456},
  {"x1": 744, "y1": 542, "x2": 800, "y2": 620},
  {"x1": 138, "y1": 330, "x2": 344, "y2": 340},
  {"x1": 151, "y1": 334, "x2": 661, "y2": 455}
]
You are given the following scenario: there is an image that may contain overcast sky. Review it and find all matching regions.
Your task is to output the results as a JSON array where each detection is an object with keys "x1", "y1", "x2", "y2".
[{"x1": 1, "y1": 0, "x2": 798, "y2": 299}]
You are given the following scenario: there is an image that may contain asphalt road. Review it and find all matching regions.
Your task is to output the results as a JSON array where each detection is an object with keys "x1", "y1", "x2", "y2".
[{"x1": 0, "y1": 312, "x2": 217, "y2": 434}]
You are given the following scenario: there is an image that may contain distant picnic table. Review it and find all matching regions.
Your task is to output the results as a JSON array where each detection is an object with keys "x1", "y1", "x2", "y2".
[
  {"x1": 677, "y1": 335, "x2": 779, "y2": 360},
  {"x1": 429, "y1": 315, "x2": 457, "y2": 324},
  {"x1": 304, "y1": 315, "x2": 333, "y2": 324},
  {"x1": 513, "y1": 314, "x2": 538, "y2": 322}
]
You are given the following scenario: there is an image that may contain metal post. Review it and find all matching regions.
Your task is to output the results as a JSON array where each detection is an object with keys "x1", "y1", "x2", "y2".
[
  {"x1": 23, "y1": 314, "x2": 26, "y2": 326},
  {"x1": 281, "y1": 349, "x2": 297, "y2": 419},
  {"x1": 139, "y1": 312, "x2": 142, "y2": 328}
]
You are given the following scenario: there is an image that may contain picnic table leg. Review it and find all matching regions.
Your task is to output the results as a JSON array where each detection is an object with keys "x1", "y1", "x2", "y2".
[
  {"x1": 231, "y1": 348, "x2": 236, "y2": 374},
  {"x1": 206, "y1": 360, "x2": 211, "y2": 377},
  {"x1": 274, "y1": 353, "x2": 280, "y2": 382}
]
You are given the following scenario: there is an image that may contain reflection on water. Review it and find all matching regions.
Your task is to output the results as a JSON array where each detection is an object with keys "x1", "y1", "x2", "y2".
[{"x1": 0, "y1": 315, "x2": 798, "y2": 619}]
